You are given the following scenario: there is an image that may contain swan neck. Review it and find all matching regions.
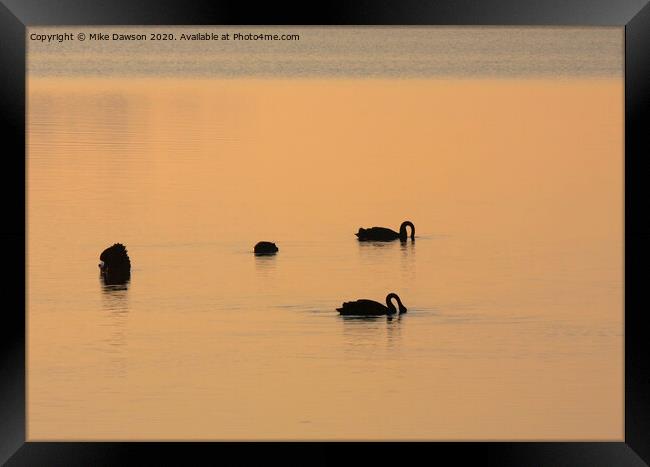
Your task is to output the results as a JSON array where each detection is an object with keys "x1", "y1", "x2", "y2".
[
  {"x1": 400, "y1": 221, "x2": 415, "y2": 240},
  {"x1": 386, "y1": 294, "x2": 400, "y2": 314}
]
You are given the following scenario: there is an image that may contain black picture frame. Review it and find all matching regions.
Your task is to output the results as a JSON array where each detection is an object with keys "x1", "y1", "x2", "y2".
[{"x1": 1, "y1": 1, "x2": 648, "y2": 465}]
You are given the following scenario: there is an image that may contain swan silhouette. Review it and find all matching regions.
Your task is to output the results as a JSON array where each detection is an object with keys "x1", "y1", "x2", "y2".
[
  {"x1": 355, "y1": 221, "x2": 415, "y2": 242},
  {"x1": 98, "y1": 243, "x2": 131, "y2": 285},
  {"x1": 337, "y1": 293, "x2": 407, "y2": 316},
  {"x1": 254, "y1": 241, "x2": 279, "y2": 256}
]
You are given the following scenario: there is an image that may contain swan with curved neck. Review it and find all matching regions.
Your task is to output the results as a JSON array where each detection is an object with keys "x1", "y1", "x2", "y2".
[
  {"x1": 355, "y1": 221, "x2": 415, "y2": 242},
  {"x1": 337, "y1": 293, "x2": 408, "y2": 316}
]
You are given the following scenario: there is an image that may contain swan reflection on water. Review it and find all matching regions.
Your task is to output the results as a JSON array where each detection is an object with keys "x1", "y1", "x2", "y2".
[
  {"x1": 339, "y1": 313, "x2": 404, "y2": 322},
  {"x1": 254, "y1": 252, "x2": 277, "y2": 277},
  {"x1": 339, "y1": 310, "x2": 404, "y2": 355},
  {"x1": 400, "y1": 240, "x2": 416, "y2": 252},
  {"x1": 357, "y1": 236, "x2": 416, "y2": 262},
  {"x1": 100, "y1": 279, "x2": 129, "y2": 313},
  {"x1": 99, "y1": 279, "x2": 129, "y2": 376}
]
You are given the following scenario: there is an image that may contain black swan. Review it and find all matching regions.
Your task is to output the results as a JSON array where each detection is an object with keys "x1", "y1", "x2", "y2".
[
  {"x1": 337, "y1": 293, "x2": 407, "y2": 316},
  {"x1": 99, "y1": 243, "x2": 131, "y2": 285},
  {"x1": 355, "y1": 221, "x2": 415, "y2": 242},
  {"x1": 254, "y1": 241, "x2": 279, "y2": 255}
]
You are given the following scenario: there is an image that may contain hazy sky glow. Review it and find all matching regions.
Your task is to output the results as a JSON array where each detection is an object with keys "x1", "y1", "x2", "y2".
[{"x1": 28, "y1": 26, "x2": 623, "y2": 79}]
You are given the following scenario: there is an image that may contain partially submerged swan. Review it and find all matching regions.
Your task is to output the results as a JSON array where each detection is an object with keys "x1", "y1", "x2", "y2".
[
  {"x1": 337, "y1": 293, "x2": 407, "y2": 316},
  {"x1": 99, "y1": 243, "x2": 131, "y2": 285},
  {"x1": 355, "y1": 221, "x2": 415, "y2": 242},
  {"x1": 254, "y1": 241, "x2": 279, "y2": 255}
]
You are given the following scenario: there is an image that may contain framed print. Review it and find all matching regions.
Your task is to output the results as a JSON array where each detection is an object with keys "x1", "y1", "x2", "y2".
[{"x1": 1, "y1": 0, "x2": 648, "y2": 465}]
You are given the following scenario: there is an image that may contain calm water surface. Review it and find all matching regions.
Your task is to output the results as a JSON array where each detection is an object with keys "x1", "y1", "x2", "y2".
[{"x1": 27, "y1": 73, "x2": 622, "y2": 439}]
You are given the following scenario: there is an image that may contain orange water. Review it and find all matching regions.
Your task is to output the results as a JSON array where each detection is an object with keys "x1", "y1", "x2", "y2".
[{"x1": 27, "y1": 77, "x2": 623, "y2": 440}]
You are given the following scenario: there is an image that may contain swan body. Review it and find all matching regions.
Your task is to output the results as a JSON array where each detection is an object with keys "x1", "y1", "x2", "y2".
[
  {"x1": 337, "y1": 293, "x2": 407, "y2": 316},
  {"x1": 356, "y1": 221, "x2": 415, "y2": 242},
  {"x1": 254, "y1": 241, "x2": 279, "y2": 255},
  {"x1": 99, "y1": 243, "x2": 131, "y2": 285}
]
